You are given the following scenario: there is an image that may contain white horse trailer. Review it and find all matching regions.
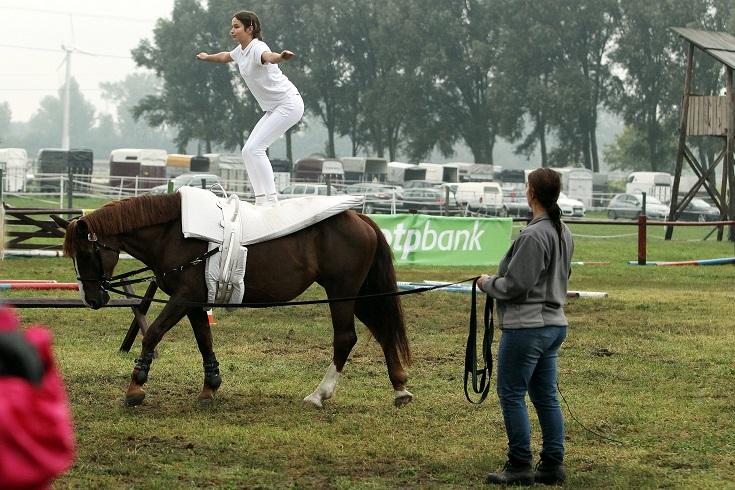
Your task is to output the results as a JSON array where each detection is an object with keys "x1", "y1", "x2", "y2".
[
  {"x1": 0, "y1": 148, "x2": 28, "y2": 191},
  {"x1": 109, "y1": 148, "x2": 167, "y2": 189},
  {"x1": 625, "y1": 171, "x2": 673, "y2": 203},
  {"x1": 466, "y1": 163, "x2": 496, "y2": 182},
  {"x1": 418, "y1": 162, "x2": 459, "y2": 183},
  {"x1": 444, "y1": 162, "x2": 475, "y2": 181},
  {"x1": 418, "y1": 163, "x2": 444, "y2": 183},
  {"x1": 341, "y1": 156, "x2": 388, "y2": 183},
  {"x1": 205, "y1": 153, "x2": 251, "y2": 194},
  {"x1": 387, "y1": 162, "x2": 427, "y2": 185},
  {"x1": 550, "y1": 167, "x2": 594, "y2": 208}
]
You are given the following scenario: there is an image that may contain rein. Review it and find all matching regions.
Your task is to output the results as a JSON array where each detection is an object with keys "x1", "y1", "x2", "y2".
[
  {"x1": 105, "y1": 247, "x2": 220, "y2": 289},
  {"x1": 102, "y1": 275, "x2": 481, "y2": 309},
  {"x1": 75, "y1": 233, "x2": 219, "y2": 289},
  {"x1": 464, "y1": 278, "x2": 493, "y2": 404}
]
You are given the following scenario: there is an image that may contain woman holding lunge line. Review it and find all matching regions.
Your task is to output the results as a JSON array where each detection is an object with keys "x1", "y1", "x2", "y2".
[{"x1": 197, "y1": 10, "x2": 303, "y2": 207}]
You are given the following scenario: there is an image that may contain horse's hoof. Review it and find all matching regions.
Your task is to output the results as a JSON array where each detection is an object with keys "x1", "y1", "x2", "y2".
[
  {"x1": 303, "y1": 394, "x2": 324, "y2": 409},
  {"x1": 197, "y1": 397, "x2": 215, "y2": 409},
  {"x1": 124, "y1": 393, "x2": 145, "y2": 407},
  {"x1": 394, "y1": 390, "x2": 413, "y2": 407}
]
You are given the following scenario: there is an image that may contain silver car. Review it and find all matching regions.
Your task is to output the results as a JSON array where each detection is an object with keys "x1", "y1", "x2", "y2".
[{"x1": 607, "y1": 193, "x2": 669, "y2": 220}]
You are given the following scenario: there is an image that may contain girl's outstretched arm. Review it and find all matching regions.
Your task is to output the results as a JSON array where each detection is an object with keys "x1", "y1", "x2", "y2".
[
  {"x1": 261, "y1": 50, "x2": 294, "y2": 64},
  {"x1": 196, "y1": 51, "x2": 233, "y2": 63}
]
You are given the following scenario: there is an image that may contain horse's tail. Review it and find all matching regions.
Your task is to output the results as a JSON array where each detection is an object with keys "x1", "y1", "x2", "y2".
[{"x1": 356, "y1": 214, "x2": 411, "y2": 366}]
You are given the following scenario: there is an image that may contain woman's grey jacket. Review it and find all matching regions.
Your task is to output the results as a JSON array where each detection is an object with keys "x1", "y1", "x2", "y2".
[{"x1": 480, "y1": 213, "x2": 573, "y2": 329}]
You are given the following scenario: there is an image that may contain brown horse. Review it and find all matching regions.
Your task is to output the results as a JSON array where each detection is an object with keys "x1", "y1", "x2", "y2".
[{"x1": 52, "y1": 193, "x2": 412, "y2": 408}]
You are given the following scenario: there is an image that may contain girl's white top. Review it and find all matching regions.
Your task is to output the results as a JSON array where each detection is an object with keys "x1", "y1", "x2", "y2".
[{"x1": 229, "y1": 39, "x2": 299, "y2": 111}]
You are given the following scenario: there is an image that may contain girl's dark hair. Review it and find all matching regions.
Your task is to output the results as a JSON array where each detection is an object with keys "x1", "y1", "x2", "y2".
[
  {"x1": 233, "y1": 11, "x2": 262, "y2": 40},
  {"x1": 527, "y1": 168, "x2": 564, "y2": 251}
]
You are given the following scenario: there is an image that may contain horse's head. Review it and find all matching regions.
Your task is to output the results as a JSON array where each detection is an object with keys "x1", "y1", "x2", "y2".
[{"x1": 52, "y1": 215, "x2": 120, "y2": 309}]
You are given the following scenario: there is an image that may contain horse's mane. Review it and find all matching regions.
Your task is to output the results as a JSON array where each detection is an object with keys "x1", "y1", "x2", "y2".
[{"x1": 63, "y1": 193, "x2": 181, "y2": 256}]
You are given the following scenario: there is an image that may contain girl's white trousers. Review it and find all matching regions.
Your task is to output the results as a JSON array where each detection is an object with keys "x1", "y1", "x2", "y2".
[{"x1": 241, "y1": 94, "x2": 304, "y2": 197}]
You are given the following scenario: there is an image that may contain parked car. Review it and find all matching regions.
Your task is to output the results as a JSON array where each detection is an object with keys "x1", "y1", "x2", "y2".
[
  {"x1": 345, "y1": 183, "x2": 403, "y2": 213},
  {"x1": 504, "y1": 201, "x2": 531, "y2": 217},
  {"x1": 500, "y1": 181, "x2": 531, "y2": 217},
  {"x1": 606, "y1": 193, "x2": 669, "y2": 220},
  {"x1": 149, "y1": 173, "x2": 224, "y2": 195},
  {"x1": 678, "y1": 198, "x2": 720, "y2": 222},
  {"x1": 558, "y1": 192, "x2": 585, "y2": 218},
  {"x1": 401, "y1": 188, "x2": 453, "y2": 214},
  {"x1": 278, "y1": 183, "x2": 343, "y2": 199}
]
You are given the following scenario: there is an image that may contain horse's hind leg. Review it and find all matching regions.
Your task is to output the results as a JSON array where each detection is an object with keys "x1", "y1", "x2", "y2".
[
  {"x1": 188, "y1": 308, "x2": 221, "y2": 407},
  {"x1": 355, "y1": 303, "x2": 413, "y2": 407},
  {"x1": 303, "y1": 300, "x2": 357, "y2": 408}
]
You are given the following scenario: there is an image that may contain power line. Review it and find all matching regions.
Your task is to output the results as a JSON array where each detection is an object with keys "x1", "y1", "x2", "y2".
[
  {"x1": 0, "y1": 88, "x2": 105, "y2": 92},
  {"x1": 0, "y1": 5, "x2": 157, "y2": 23},
  {"x1": 0, "y1": 43, "x2": 131, "y2": 59},
  {"x1": 0, "y1": 43, "x2": 60, "y2": 54}
]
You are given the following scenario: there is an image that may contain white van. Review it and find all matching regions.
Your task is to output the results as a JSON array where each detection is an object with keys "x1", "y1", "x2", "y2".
[
  {"x1": 625, "y1": 171, "x2": 672, "y2": 203},
  {"x1": 0, "y1": 148, "x2": 29, "y2": 191},
  {"x1": 454, "y1": 182, "x2": 505, "y2": 215}
]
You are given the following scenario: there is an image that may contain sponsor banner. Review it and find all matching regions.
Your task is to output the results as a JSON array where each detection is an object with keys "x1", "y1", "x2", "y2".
[{"x1": 369, "y1": 214, "x2": 512, "y2": 266}]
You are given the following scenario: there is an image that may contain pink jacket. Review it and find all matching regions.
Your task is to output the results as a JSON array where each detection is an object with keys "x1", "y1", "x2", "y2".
[{"x1": 0, "y1": 307, "x2": 75, "y2": 489}]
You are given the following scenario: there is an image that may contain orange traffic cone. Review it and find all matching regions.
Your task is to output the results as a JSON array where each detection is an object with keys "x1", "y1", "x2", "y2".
[{"x1": 207, "y1": 309, "x2": 217, "y2": 326}]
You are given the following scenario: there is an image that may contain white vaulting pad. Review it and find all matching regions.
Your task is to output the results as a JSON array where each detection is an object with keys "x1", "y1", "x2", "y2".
[{"x1": 179, "y1": 187, "x2": 364, "y2": 245}]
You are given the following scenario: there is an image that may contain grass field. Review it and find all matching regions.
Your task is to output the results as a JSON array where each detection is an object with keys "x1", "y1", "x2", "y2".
[{"x1": 1, "y1": 212, "x2": 734, "y2": 489}]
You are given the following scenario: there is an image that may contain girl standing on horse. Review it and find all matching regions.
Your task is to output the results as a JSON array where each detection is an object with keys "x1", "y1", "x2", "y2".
[
  {"x1": 196, "y1": 10, "x2": 303, "y2": 206},
  {"x1": 478, "y1": 167, "x2": 574, "y2": 486}
]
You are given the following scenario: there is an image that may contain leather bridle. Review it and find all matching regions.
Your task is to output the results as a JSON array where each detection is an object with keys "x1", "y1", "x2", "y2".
[{"x1": 74, "y1": 232, "x2": 119, "y2": 288}]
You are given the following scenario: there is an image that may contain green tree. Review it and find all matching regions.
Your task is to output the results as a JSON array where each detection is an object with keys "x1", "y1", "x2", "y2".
[
  {"x1": 86, "y1": 113, "x2": 119, "y2": 158},
  {"x1": 265, "y1": 0, "x2": 350, "y2": 158},
  {"x1": 500, "y1": 0, "x2": 619, "y2": 170},
  {"x1": 132, "y1": 0, "x2": 259, "y2": 153},
  {"x1": 553, "y1": 0, "x2": 619, "y2": 171},
  {"x1": 417, "y1": 0, "x2": 504, "y2": 164},
  {"x1": 603, "y1": 125, "x2": 676, "y2": 172},
  {"x1": 21, "y1": 78, "x2": 96, "y2": 155},
  {"x1": 607, "y1": 0, "x2": 710, "y2": 172},
  {"x1": 498, "y1": 0, "x2": 562, "y2": 167},
  {"x1": 356, "y1": 0, "x2": 429, "y2": 160},
  {"x1": 303, "y1": 0, "x2": 427, "y2": 161},
  {"x1": 100, "y1": 73, "x2": 175, "y2": 150}
]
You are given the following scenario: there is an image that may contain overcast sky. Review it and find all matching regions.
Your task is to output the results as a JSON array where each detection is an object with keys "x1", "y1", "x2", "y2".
[{"x1": 0, "y1": 0, "x2": 175, "y2": 122}]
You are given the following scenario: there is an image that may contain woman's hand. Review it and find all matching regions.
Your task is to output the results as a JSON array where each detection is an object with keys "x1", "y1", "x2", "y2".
[
  {"x1": 477, "y1": 274, "x2": 492, "y2": 292},
  {"x1": 196, "y1": 52, "x2": 209, "y2": 61},
  {"x1": 280, "y1": 50, "x2": 295, "y2": 60}
]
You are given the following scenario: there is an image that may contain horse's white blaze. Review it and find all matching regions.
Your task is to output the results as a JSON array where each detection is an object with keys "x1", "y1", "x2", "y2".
[
  {"x1": 303, "y1": 363, "x2": 340, "y2": 408},
  {"x1": 72, "y1": 258, "x2": 89, "y2": 306}
]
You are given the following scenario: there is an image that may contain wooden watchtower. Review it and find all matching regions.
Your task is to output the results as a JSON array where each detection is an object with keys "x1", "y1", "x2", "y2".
[{"x1": 667, "y1": 28, "x2": 735, "y2": 241}]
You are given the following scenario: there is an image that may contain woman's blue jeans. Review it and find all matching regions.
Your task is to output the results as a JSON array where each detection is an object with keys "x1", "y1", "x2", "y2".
[{"x1": 496, "y1": 326, "x2": 567, "y2": 465}]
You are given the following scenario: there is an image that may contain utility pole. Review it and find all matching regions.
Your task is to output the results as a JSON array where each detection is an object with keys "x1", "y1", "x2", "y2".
[{"x1": 61, "y1": 45, "x2": 72, "y2": 150}]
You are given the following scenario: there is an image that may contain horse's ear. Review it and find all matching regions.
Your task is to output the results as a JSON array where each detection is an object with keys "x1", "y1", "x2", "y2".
[
  {"x1": 50, "y1": 214, "x2": 69, "y2": 230},
  {"x1": 75, "y1": 219, "x2": 89, "y2": 236}
]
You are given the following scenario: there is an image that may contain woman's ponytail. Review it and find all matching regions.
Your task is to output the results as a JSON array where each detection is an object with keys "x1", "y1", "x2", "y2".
[{"x1": 548, "y1": 202, "x2": 563, "y2": 253}]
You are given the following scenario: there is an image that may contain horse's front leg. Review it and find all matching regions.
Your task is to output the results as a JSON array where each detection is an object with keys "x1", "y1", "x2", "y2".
[
  {"x1": 125, "y1": 302, "x2": 188, "y2": 407},
  {"x1": 187, "y1": 308, "x2": 221, "y2": 407}
]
